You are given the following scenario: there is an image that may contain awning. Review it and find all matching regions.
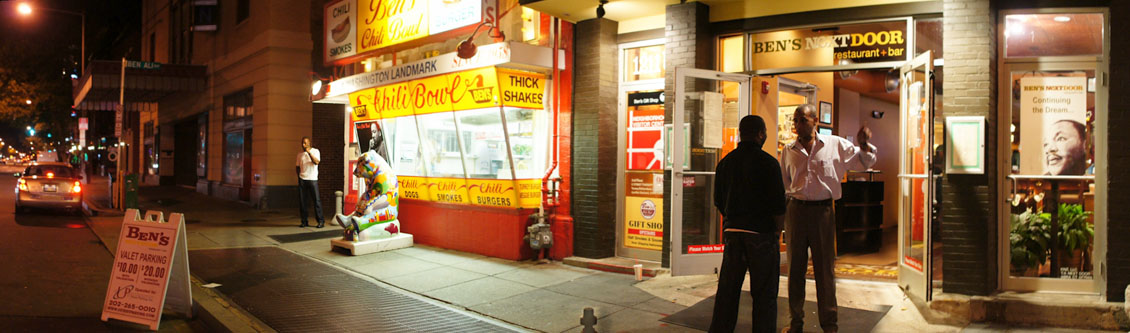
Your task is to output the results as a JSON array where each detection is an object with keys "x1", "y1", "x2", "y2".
[{"x1": 72, "y1": 60, "x2": 207, "y2": 111}]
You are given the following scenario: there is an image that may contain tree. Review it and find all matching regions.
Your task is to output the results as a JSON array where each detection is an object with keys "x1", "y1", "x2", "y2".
[{"x1": 0, "y1": 38, "x2": 76, "y2": 150}]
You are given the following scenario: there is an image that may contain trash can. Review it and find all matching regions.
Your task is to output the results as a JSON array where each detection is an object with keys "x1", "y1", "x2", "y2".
[{"x1": 124, "y1": 173, "x2": 139, "y2": 209}]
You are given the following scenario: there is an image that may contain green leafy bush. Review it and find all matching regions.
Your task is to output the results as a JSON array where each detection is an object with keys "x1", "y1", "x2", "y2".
[{"x1": 1010, "y1": 209, "x2": 1050, "y2": 271}]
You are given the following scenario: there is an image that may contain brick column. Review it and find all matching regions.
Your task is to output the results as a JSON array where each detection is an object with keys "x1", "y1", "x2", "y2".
[
  {"x1": 312, "y1": 103, "x2": 344, "y2": 220},
  {"x1": 662, "y1": 1, "x2": 711, "y2": 267},
  {"x1": 1107, "y1": 1, "x2": 1130, "y2": 303},
  {"x1": 941, "y1": 0, "x2": 997, "y2": 296},
  {"x1": 572, "y1": 18, "x2": 618, "y2": 258}
]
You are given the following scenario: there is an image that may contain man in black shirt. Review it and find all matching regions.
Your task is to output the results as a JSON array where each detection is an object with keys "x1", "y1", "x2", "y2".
[{"x1": 709, "y1": 115, "x2": 787, "y2": 333}]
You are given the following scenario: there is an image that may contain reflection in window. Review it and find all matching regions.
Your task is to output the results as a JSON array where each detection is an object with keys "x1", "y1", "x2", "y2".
[
  {"x1": 456, "y1": 108, "x2": 513, "y2": 179},
  {"x1": 503, "y1": 107, "x2": 549, "y2": 178},
  {"x1": 1005, "y1": 13, "x2": 1103, "y2": 58},
  {"x1": 380, "y1": 117, "x2": 426, "y2": 177},
  {"x1": 416, "y1": 112, "x2": 465, "y2": 178}
]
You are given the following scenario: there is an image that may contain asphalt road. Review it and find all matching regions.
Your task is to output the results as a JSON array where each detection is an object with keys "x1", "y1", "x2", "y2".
[{"x1": 0, "y1": 164, "x2": 118, "y2": 330}]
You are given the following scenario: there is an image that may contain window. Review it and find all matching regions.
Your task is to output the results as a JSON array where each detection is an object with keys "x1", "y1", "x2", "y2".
[
  {"x1": 222, "y1": 131, "x2": 244, "y2": 185},
  {"x1": 503, "y1": 107, "x2": 549, "y2": 178},
  {"x1": 416, "y1": 112, "x2": 465, "y2": 178},
  {"x1": 223, "y1": 88, "x2": 253, "y2": 131},
  {"x1": 1004, "y1": 13, "x2": 1103, "y2": 58},
  {"x1": 455, "y1": 108, "x2": 512, "y2": 179},
  {"x1": 718, "y1": 35, "x2": 744, "y2": 73},
  {"x1": 623, "y1": 45, "x2": 665, "y2": 82},
  {"x1": 236, "y1": 0, "x2": 250, "y2": 24}
]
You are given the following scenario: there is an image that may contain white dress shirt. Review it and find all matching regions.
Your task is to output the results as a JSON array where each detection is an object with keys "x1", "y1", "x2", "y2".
[
  {"x1": 781, "y1": 134, "x2": 877, "y2": 201},
  {"x1": 297, "y1": 148, "x2": 320, "y2": 181}
]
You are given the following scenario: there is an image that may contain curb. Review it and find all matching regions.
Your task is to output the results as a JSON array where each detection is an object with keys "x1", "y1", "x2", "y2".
[
  {"x1": 562, "y1": 256, "x2": 667, "y2": 278},
  {"x1": 927, "y1": 292, "x2": 1130, "y2": 331},
  {"x1": 80, "y1": 203, "x2": 271, "y2": 333}
]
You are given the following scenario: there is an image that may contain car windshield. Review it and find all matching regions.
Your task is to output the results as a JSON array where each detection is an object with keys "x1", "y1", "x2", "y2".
[{"x1": 24, "y1": 165, "x2": 76, "y2": 178}]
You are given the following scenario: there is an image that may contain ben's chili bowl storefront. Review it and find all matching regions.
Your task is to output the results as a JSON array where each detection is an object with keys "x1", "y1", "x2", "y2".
[{"x1": 324, "y1": 41, "x2": 564, "y2": 260}]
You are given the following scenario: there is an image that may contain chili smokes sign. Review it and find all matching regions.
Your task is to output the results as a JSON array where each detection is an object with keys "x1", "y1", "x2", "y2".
[{"x1": 102, "y1": 209, "x2": 191, "y2": 330}]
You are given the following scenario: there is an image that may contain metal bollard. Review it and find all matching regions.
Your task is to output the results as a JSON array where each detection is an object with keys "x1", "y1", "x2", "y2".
[
  {"x1": 335, "y1": 190, "x2": 343, "y2": 214},
  {"x1": 580, "y1": 307, "x2": 597, "y2": 333}
]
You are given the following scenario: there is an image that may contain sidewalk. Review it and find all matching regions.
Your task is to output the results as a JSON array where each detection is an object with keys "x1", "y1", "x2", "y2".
[{"x1": 79, "y1": 176, "x2": 1121, "y2": 332}]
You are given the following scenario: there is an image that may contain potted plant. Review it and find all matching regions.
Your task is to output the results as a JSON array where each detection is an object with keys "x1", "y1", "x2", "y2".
[
  {"x1": 1055, "y1": 203, "x2": 1093, "y2": 271},
  {"x1": 1010, "y1": 209, "x2": 1050, "y2": 276}
]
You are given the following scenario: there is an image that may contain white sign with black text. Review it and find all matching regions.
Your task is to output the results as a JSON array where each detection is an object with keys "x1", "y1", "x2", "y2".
[{"x1": 101, "y1": 209, "x2": 192, "y2": 330}]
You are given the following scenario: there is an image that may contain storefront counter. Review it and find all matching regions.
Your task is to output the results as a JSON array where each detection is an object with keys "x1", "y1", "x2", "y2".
[{"x1": 398, "y1": 199, "x2": 538, "y2": 260}]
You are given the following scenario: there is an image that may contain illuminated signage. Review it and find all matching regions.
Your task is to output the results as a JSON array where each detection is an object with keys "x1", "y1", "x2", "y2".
[
  {"x1": 348, "y1": 66, "x2": 546, "y2": 121},
  {"x1": 623, "y1": 45, "x2": 664, "y2": 82},
  {"x1": 751, "y1": 20, "x2": 908, "y2": 66},
  {"x1": 325, "y1": 0, "x2": 487, "y2": 64}
]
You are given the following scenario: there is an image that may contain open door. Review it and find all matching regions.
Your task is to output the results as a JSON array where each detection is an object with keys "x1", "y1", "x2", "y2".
[
  {"x1": 897, "y1": 51, "x2": 934, "y2": 302},
  {"x1": 670, "y1": 68, "x2": 752, "y2": 276}
]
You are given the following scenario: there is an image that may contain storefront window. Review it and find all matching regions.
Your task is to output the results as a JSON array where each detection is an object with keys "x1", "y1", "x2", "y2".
[
  {"x1": 719, "y1": 35, "x2": 744, "y2": 73},
  {"x1": 623, "y1": 45, "x2": 664, "y2": 82},
  {"x1": 416, "y1": 112, "x2": 465, "y2": 178},
  {"x1": 456, "y1": 108, "x2": 513, "y2": 179},
  {"x1": 915, "y1": 18, "x2": 943, "y2": 58},
  {"x1": 1004, "y1": 13, "x2": 1103, "y2": 58},
  {"x1": 1007, "y1": 70, "x2": 1096, "y2": 280},
  {"x1": 503, "y1": 107, "x2": 548, "y2": 179},
  {"x1": 222, "y1": 131, "x2": 243, "y2": 185},
  {"x1": 383, "y1": 117, "x2": 426, "y2": 177}
]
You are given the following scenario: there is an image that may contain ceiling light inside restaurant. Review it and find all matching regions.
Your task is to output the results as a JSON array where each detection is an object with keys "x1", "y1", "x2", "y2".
[{"x1": 1054, "y1": 16, "x2": 1071, "y2": 22}]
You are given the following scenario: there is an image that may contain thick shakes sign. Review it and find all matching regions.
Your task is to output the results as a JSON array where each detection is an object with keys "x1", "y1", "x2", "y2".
[{"x1": 102, "y1": 210, "x2": 191, "y2": 330}]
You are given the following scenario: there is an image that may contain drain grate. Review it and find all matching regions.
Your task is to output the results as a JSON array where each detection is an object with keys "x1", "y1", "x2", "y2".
[{"x1": 189, "y1": 247, "x2": 514, "y2": 332}]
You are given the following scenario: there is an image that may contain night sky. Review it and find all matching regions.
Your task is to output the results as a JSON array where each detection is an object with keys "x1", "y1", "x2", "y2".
[{"x1": 0, "y1": 0, "x2": 140, "y2": 152}]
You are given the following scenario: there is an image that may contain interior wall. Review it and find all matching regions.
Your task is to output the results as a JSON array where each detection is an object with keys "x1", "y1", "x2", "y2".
[{"x1": 858, "y1": 94, "x2": 900, "y2": 229}]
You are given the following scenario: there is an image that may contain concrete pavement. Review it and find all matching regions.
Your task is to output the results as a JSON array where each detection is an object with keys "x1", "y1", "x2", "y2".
[{"x1": 79, "y1": 175, "x2": 1122, "y2": 332}]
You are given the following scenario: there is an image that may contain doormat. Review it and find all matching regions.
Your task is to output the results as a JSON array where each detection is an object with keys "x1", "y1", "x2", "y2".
[
  {"x1": 660, "y1": 295, "x2": 890, "y2": 332},
  {"x1": 268, "y1": 230, "x2": 343, "y2": 243}
]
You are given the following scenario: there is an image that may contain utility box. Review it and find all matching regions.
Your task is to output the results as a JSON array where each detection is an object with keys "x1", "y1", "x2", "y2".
[{"x1": 123, "y1": 174, "x2": 139, "y2": 209}]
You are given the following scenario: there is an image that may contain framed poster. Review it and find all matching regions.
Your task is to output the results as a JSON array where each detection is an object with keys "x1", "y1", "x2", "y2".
[
  {"x1": 945, "y1": 116, "x2": 985, "y2": 174},
  {"x1": 819, "y1": 101, "x2": 833, "y2": 124}
]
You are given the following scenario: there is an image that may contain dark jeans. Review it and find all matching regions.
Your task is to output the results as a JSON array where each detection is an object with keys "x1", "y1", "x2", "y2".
[
  {"x1": 298, "y1": 179, "x2": 324, "y2": 224},
  {"x1": 709, "y1": 231, "x2": 780, "y2": 333},
  {"x1": 785, "y1": 200, "x2": 837, "y2": 332}
]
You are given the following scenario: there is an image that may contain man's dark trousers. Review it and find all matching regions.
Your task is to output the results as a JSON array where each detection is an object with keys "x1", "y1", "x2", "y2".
[
  {"x1": 785, "y1": 199, "x2": 837, "y2": 332},
  {"x1": 709, "y1": 231, "x2": 780, "y2": 333},
  {"x1": 298, "y1": 179, "x2": 325, "y2": 225}
]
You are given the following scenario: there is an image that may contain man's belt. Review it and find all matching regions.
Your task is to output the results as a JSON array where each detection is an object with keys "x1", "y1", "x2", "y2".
[{"x1": 791, "y1": 198, "x2": 833, "y2": 206}]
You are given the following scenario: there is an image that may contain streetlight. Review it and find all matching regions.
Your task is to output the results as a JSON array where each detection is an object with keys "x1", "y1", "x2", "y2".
[
  {"x1": 16, "y1": 2, "x2": 85, "y2": 74},
  {"x1": 25, "y1": 100, "x2": 32, "y2": 105}
]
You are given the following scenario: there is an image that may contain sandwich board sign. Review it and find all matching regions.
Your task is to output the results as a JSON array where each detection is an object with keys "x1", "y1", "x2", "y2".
[{"x1": 102, "y1": 209, "x2": 192, "y2": 330}]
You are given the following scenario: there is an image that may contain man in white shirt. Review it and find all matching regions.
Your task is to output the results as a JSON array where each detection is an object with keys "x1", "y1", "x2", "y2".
[
  {"x1": 296, "y1": 137, "x2": 325, "y2": 228},
  {"x1": 781, "y1": 104, "x2": 877, "y2": 333}
]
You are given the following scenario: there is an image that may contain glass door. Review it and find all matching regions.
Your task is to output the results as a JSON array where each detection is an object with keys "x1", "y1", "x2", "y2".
[
  {"x1": 897, "y1": 51, "x2": 934, "y2": 302},
  {"x1": 1002, "y1": 62, "x2": 1099, "y2": 293},
  {"x1": 670, "y1": 68, "x2": 751, "y2": 276}
]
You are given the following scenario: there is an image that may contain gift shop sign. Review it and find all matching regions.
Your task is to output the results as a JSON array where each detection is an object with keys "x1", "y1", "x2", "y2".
[
  {"x1": 102, "y1": 210, "x2": 191, "y2": 331},
  {"x1": 624, "y1": 172, "x2": 664, "y2": 251},
  {"x1": 324, "y1": 0, "x2": 490, "y2": 64}
]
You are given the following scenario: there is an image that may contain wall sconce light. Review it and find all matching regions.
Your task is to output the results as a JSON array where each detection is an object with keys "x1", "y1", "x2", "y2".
[
  {"x1": 457, "y1": 22, "x2": 505, "y2": 59},
  {"x1": 871, "y1": 110, "x2": 885, "y2": 119}
]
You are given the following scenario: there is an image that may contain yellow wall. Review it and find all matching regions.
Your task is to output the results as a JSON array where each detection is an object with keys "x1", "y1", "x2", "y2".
[{"x1": 706, "y1": 0, "x2": 933, "y2": 22}]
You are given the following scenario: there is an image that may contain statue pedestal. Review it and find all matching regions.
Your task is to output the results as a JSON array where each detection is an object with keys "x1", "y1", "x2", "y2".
[{"x1": 331, "y1": 233, "x2": 414, "y2": 256}]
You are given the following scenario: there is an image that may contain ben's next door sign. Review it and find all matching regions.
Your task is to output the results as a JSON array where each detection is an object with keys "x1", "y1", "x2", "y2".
[
  {"x1": 624, "y1": 172, "x2": 664, "y2": 251},
  {"x1": 325, "y1": 0, "x2": 489, "y2": 64}
]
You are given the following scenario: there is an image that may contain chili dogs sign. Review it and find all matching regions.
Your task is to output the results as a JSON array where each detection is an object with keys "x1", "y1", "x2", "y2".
[{"x1": 324, "y1": 0, "x2": 492, "y2": 64}]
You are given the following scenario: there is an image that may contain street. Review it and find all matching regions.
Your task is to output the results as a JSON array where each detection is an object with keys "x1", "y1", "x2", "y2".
[{"x1": 0, "y1": 165, "x2": 195, "y2": 331}]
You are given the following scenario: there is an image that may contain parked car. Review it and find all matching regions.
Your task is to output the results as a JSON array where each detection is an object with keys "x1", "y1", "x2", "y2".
[{"x1": 14, "y1": 162, "x2": 83, "y2": 213}]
